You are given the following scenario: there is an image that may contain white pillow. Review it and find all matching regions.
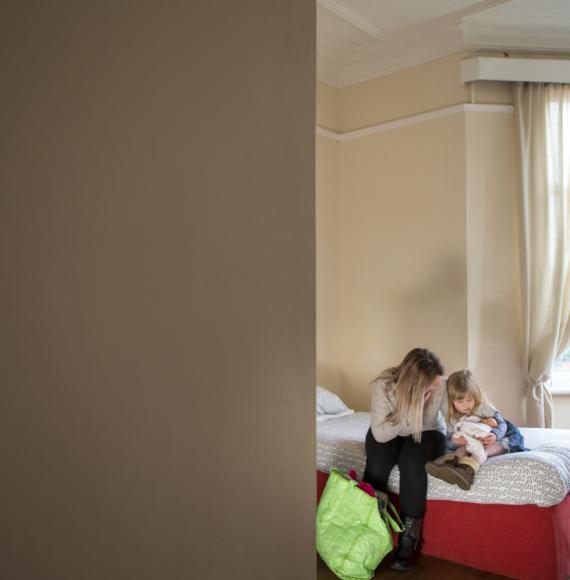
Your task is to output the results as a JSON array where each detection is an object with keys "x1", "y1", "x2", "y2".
[
  {"x1": 316, "y1": 386, "x2": 348, "y2": 415},
  {"x1": 316, "y1": 409, "x2": 354, "y2": 422}
]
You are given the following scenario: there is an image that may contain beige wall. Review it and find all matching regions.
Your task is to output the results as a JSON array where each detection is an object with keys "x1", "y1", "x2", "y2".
[
  {"x1": 334, "y1": 52, "x2": 530, "y2": 134},
  {"x1": 316, "y1": 135, "x2": 342, "y2": 394},
  {"x1": 335, "y1": 116, "x2": 468, "y2": 411},
  {"x1": 315, "y1": 54, "x2": 543, "y2": 426},
  {"x1": 316, "y1": 81, "x2": 340, "y2": 132},
  {"x1": 465, "y1": 111, "x2": 525, "y2": 426},
  {"x1": 1, "y1": 2, "x2": 315, "y2": 579},
  {"x1": 338, "y1": 53, "x2": 470, "y2": 131}
]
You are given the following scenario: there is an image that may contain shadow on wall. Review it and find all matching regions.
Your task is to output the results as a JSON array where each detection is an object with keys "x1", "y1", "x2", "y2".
[
  {"x1": 341, "y1": 255, "x2": 468, "y2": 412},
  {"x1": 316, "y1": 365, "x2": 344, "y2": 397}
]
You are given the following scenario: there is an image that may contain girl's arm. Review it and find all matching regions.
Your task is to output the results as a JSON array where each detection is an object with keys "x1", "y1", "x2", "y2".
[
  {"x1": 478, "y1": 402, "x2": 508, "y2": 442},
  {"x1": 446, "y1": 432, "x2": 461, "y2": 450},
  {"x1": 446, "y1": 418, "x2": 467, "y2": 449},
  {"x1": 369, "y1": 382, "x2": 412, "y2": 442},
  {"x1": 448, "y1": 432, "x2": 469, "y2": 449},
  {"x1": 490, "y1": 411, "x2": 507, "y2": 441}
]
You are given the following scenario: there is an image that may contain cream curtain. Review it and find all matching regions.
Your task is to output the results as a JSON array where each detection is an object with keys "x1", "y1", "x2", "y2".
[{"x1": 514, "y1": 83, "x2": 570, "y2": 428}]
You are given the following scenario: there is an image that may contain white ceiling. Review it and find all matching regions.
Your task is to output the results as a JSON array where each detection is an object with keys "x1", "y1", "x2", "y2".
[{"x1": 317, "y1": 0, "x2": 570, "y2": 87}]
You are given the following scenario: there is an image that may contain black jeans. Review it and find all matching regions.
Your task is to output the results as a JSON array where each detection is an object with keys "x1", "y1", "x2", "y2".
[{"x1": 363, "y1": 428, "x2": 445, "y2": 518}]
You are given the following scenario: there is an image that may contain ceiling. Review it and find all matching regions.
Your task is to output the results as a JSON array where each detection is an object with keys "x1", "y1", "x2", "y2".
[{"x1": 317, "y1": 0, "x2": 570, "y2": 87}]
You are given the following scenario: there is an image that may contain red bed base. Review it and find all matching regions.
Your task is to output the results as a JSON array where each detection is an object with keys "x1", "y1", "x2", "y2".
[{"x1": 317, "y1": 470, "x2": 570, "y2": 580}]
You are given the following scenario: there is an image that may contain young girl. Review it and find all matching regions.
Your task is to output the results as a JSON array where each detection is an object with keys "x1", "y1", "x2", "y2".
[{"x1": 425, "y1": 369, "x2": 526, "y2": 491}]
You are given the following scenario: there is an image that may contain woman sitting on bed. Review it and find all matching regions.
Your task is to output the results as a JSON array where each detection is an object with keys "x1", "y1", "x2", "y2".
[{"x1": 363, "y1": 347, "x2": 447, "y2": 572}]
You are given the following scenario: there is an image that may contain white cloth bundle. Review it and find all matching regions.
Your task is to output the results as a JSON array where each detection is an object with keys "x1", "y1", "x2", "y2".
[{"x1": 455, "y1": 415, "x2": 492, "y2": 463}]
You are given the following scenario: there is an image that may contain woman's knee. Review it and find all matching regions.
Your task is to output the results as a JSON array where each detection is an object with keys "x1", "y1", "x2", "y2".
[
  {"x1": 364, "y1": 461, "x2": 391, "y2": 481},
  {"x1": 400, "y1": 432, "x2": 444, "y2": 465},
  {"x1": 422, "y1": 430, "x2": 446, "y2": 456}
]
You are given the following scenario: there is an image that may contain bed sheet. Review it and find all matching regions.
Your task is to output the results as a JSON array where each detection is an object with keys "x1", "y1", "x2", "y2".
[{"x1": 316, "y1": 412, "x2": 570, "y2": 507}]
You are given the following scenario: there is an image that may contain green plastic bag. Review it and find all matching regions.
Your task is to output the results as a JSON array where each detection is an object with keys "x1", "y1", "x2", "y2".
[{"x1": 317, "y1": 469, "x2": 402, "y2": 580}]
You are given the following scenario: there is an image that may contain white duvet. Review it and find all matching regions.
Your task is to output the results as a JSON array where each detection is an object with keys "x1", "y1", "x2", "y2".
[{"x1": 316, "y1": 412, "x2": 570, "y2": 507}]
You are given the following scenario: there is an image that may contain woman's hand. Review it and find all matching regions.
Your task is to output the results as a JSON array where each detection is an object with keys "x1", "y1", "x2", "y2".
[
  {"x1": 451, "y1": 434, "x2": 468, "y2": 446},
  {"x1": 478, "y1": 433, "x2": 497, "y2": 447},
  {"x1": 423, "y1": 377, "x2": 441, "y2": 405}
]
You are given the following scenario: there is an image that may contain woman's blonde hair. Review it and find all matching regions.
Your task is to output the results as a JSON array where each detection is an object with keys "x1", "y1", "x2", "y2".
[
  {"x1": 446, "y1": 369, "x2": 485, "y2": 423},
  {"x1": 374, "y1": 348, "x2": 444, "y2": 443}
]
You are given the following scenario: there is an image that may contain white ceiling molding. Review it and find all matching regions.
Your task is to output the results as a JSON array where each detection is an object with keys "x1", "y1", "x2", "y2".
[
  {"x1": 464, "y1": 21, "x2": 570, "y2": 52},
  {"x1": 340, "y1": 1, "x2": 508, "y2": 67},
  {"x1": 317, "y1": 0, "x2": 510, "y2": 87},
  {"x1": 335, "y1": 24, "x2": 463, "y2": 87},
  {"x1": 317, "y1": 52, "x2": 341, "y2": 87},
  {"x1": 317, "y1": 0, "x2": 570, "y2": 88},
  {"x1": 465, "y1": 2, "x2": 570, "y2": 27},
  {"x1": 316, "y1": 0, "x2": 387, "y2": 41},
  {"x1": 461, "y1": 56, "x2": 570, "y2": 83},
  {"x1": 316, "y1": 103, "x2": 513, "y2": 142}
]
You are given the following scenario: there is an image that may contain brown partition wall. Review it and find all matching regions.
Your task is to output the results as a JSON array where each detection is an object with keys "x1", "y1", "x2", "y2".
[{"x1": 0, "y1": 2, "x2": 316, "y2": 578}]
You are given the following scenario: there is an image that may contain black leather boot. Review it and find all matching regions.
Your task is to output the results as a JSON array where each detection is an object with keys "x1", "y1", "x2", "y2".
[{"x1": 390, "y1": 515, "x2": 423, "y2": 572}]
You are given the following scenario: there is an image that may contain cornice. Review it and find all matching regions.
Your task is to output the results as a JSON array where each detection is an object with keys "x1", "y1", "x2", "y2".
[
  {"x1": 316, "y1": 0, "x2": 570, "y2": 87},
  {"x1": 464, "y1": 21, "x2": 570, "y2": 52},
  {"x1": 316, "y1": 0, "x2": 387, "y2": 41}
]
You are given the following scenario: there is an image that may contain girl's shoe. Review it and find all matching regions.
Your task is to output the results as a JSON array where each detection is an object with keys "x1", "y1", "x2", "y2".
[
  {"x1": 425, "y1": 452, "x2": 457, "y2": 482},
  {"x1": 426, "y1": 454, "x2": 479, "y2": 491},
  {"x1": 454, "y1": 456, "x2": 479, "y2": 490}
]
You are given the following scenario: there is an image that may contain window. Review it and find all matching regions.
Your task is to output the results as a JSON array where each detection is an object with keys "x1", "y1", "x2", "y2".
[
  {"x1": 546, "y1": 97, "x2": 570, "y2": 277},
  {"x1": 552, "y1": 347, "x2": 570, "y2": 394}
]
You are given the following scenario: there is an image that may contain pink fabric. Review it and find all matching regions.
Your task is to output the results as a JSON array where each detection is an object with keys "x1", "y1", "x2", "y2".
[{"x1": 349, "y1": 468, "x2": 376, "y2": 498}]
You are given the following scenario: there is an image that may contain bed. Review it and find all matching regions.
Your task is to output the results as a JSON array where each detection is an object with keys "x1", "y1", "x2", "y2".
[{"x1": 316, "y1": 411, "x2": 570, "y2": 580}]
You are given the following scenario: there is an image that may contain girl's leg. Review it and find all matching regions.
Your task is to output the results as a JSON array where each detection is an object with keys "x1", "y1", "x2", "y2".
[
  {"x1": 471, "y1": 447, "x2": 487, "y2": 464},
  {"x1": 398, "y1": 430, "x2": 446, "y2": 517},
  {"x1": 485, "y1": 441, "x2": 507, "y2": 458},
  {"x1": 363, "y1": 428, "x2": 402, "y2": 493},
  {"x1": 503, "y1": 421, "x2": 527, "y2": 452},
  {"x1": 453, "y1": 445, "x2": 468, "y2": 459}
]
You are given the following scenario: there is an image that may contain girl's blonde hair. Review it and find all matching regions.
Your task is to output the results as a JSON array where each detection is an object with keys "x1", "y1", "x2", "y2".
[
  {"x1": 374, "y1": 348, "x2": 444, "y2": 443},
  {"x1": 446, "y1": 369, "x2": 485, "y2": 423}
]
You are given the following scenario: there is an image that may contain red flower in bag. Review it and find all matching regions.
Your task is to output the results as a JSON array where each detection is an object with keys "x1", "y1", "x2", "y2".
[{"x1": 349, "y1": 469, "x2": 376, "y2": 498}]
